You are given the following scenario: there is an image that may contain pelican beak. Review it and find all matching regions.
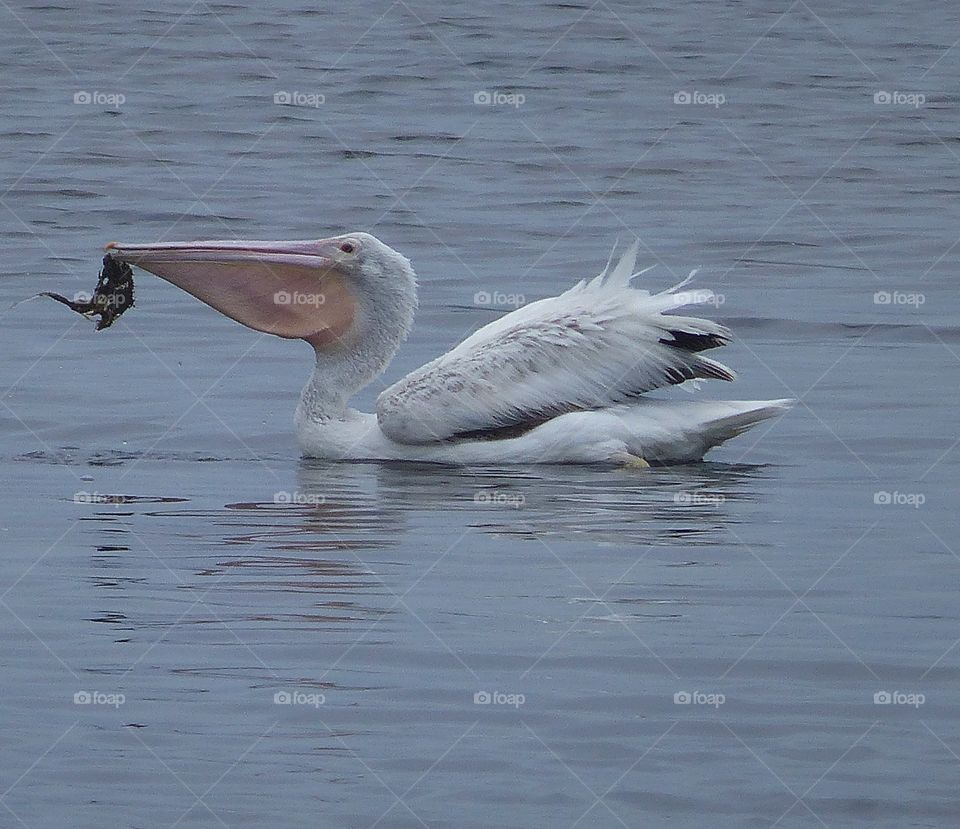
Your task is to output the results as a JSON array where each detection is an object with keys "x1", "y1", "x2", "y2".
[{"x1": 104, "y1": 238, "x2": 357, "y2": 347}]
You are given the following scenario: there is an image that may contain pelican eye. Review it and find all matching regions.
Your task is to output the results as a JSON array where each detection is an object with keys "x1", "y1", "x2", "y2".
[{"x1": 339, "y1": 241, "x2": 356, "y2": 254}]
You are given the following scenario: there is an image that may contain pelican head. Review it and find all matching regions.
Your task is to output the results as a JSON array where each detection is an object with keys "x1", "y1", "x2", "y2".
[{"x1": 105, "y1": 231, "x2": 418, "y2": 353}]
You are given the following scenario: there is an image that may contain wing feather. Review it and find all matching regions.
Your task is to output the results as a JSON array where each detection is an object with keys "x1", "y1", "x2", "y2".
[{"x1": 376, "y1": 244, "x2": 735, "y2": 444}]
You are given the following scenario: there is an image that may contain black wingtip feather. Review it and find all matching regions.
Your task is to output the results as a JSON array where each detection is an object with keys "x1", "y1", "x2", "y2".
[
  {"x1": 692, "y1": 358, "x2": 736, "y2": 382},
  {"x1": 660, "y1": 329, "x2": 730, "y2": 353}
]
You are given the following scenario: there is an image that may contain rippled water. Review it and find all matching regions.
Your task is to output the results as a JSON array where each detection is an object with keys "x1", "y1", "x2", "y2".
[{"x1": 1, "y1": 2, "x2": 958, "y2": 827}]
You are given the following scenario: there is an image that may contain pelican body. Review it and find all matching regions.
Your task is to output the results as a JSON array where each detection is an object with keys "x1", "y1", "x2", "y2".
[{"x1": 105, "y1": 233, "x2": 791, "y2": 465}]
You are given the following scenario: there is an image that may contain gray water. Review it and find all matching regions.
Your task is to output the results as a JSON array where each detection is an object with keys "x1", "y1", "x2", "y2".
[{"x1": 1, "y1": 2, "x2": 958, "y2": 827}]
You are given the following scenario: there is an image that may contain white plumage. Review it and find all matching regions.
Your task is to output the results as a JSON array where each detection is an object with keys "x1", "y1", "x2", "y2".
[
  {"x1": 106, "y1": 232, "x2": 792, "y2": 465},
  {"x1": 377, "y1": 243, "x2": 737, "y2": 445}
]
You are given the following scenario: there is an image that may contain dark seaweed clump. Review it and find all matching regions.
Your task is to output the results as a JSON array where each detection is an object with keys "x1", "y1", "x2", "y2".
[{"x1": 42, "y1": 255, "x2": 134, "y2": 330}]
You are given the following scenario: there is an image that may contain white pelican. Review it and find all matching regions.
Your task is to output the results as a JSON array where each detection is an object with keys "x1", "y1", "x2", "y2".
[{"x1": 105, "y1": 233, "x2": 791, "y2": 465}]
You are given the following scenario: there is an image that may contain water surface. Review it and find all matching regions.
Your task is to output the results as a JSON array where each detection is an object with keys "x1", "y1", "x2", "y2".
[{"x1": 1, "y1": 2, "x2": 957, "y2": 827}]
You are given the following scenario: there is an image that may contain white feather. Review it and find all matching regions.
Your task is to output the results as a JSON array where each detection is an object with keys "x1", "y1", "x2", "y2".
[{"x1": 376, "y1": 245, "x2": 735, "y2": 445}]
